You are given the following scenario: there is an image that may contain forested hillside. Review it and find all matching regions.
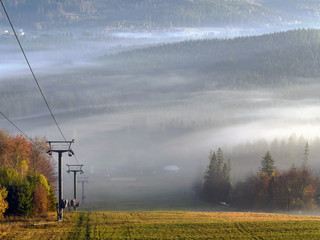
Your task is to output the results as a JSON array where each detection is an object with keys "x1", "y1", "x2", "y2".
[
  {"x1": 0, "y1": 0, "x2": 293, "y2": 30},
  {"x1": 261, "y1": 0, "x2": 320, "y2": 13},
  {"x1": 104, "y1": 29, "x2": 320, "y2": 88},
  {"x1": 1, "y1": 29, "x2": 320, "y2": 118}
]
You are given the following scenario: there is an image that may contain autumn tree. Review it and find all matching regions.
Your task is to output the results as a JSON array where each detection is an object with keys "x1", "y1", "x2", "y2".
[
  {"x1": 27, "y1": 173, "x2": 54, "y2": 214},
  {"x1": 0, "y1": 130, "x2": 56, "y2": 185},
  {"x1": 0, "y1": 131, "x2": 31, "y2": 177},
  {"x1": 288, "y1": 166, "x2": 315, "y2": 210},
  {"x1": 0, "y1": 186, "x2": 8, "y2": 219},
  {"x1": 232, "y1": 174, "x2": 258, "y2": 209},
  {"x1": 29, "y1": 138, "x2": 56, "y2": 185},
  {"x1": 233, "y1": 147, "x2": 317, "y2": 211},
  {"x1": 0, "y1": 130, "x2": 57, "y2": 216}
]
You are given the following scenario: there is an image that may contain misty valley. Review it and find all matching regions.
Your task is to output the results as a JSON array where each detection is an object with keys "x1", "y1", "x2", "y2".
[
  {"x1": 1, "y1": 26, "x2": 320, "y2": 212},
  {"x1": 1, "y1": 0, "x2": 320, "y2": 215},
  {"x1": 4, "y1": 2, "x2": 320, "y2": 240}
]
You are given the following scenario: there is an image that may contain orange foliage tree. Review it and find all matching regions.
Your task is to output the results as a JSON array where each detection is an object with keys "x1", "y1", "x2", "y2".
[
  {"x1": 0, "y1": 130, "x2": 56, "y2": 187},
  {"x1": 233, "y1": 150, "x2": 317, "y2": 211},
  {"x1": 0, "y1": 130, "x2": 57, "y2": 216},
  {"x1": 0, "y1": 131, "x2": 31, "y2": 177}
]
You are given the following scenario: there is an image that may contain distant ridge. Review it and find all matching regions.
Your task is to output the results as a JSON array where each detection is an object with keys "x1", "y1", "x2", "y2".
[{"x1": 0, "y1": 0, "x2": 310, "y2": 30}]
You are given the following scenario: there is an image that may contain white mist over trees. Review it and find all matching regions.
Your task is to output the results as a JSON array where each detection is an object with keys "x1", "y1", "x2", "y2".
[
  {"x1": 201, "y1": 143, "x2": 319, "y2": 211},
  {"x1": 2, "y1": 0, "x2": 320, "y2": 211}
]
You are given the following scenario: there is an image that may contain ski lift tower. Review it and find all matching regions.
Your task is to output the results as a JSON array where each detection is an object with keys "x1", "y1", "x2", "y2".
[
  {"x1": 47, "y1": 140, "x2": 75, "y2": 221},
  {"x1": 78, "y1": 176, "x2": 89, "y2": 204},
  {"x1": 66, "y1": 164, "x2": 83, "y2": 210}
]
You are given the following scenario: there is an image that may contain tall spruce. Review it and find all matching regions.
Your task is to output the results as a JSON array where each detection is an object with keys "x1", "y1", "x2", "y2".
[
  {"x1": 221, "y1": 158, "x2": 232, "y2": 201},
  {"x1": 201, "y1": 148, "x2": 232, "y2": 204},
  {"x1": 303, "y1": 142, "x2": 309, "y2": 167},
  {"x1": 16, "y1": 179, "x2": 33, "y2": 216},
  {"x1": 259, "y1": 151, "x2": 275, "y2": 176},
  {"x1": 216, "y1": 148, "x2": 224, "y2": 176},
  {"x1": 202, "y1": 151, "x2": 217, "y2": 201},
  {"x1": 222, "y1": 159, "x2": 231, "y2": 184}
]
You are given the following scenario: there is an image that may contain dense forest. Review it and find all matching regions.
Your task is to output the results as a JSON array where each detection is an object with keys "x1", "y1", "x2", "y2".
[
  {"x1": 200, "y1": 144, "x2": 320, "y2": 211},
  {"x1": 260, "y1": 0, "x2": 320, "y2": 13},
  {"x1": 104, "y1": 28, "x2": 320, "y2": 87},
  {"x1": 0, "y1": 0, "x2": 312, "y2": 30},
  {"x1": 0, "y1": 130, "x2": 56, "y2": 217},
  {"x1": 1, "y1": 29, "x2": 320, "y2": 118}
]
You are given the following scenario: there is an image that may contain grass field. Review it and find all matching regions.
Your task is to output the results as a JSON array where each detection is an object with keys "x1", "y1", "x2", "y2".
[{"x1": 1, "y1": 211, "x2": 320, "y2": 239}]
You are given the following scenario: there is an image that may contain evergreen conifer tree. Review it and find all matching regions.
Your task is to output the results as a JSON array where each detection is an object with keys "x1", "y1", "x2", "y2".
[
  {"x1": 201, "y1": 148, "x2": 232, "y2": 203},
  {"x1": 16, "y1": 179, "x2": 33, "y2": 216},
  {"x1": 202, "y1": 151, "x2": 217, "y2": 201},
  {"x1": 259, "y1": 151, "x2": 275, "y2": 176},
  {"x1": 303, "y1": 142, "x2": 309, "y2": 167}
]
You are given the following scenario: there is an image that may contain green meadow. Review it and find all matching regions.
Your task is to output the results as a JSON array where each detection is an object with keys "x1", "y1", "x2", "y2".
[{"x1": 1, "y1": 211, "x2": 320, "y2": 239}]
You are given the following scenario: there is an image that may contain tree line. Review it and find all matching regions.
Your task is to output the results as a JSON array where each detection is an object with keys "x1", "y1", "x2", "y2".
[
  {"x1": 2, "y1": 29, "x2": 320, "y2": 119},
  {"x1": 230, "y1": 135, "x2": 320, "y2": 182},
  {"x1": 106, "y1": 29, "x2": 320, "y2": 89},
  {"x1": 0, "y1": 130, "x2": 56, "y2": 218},
  {"x1": 0, "y1": 0, "x2": 277, "y2": 29},
  {"x1": 200, "y1": 143, "x2": 319, "y2": 211}
]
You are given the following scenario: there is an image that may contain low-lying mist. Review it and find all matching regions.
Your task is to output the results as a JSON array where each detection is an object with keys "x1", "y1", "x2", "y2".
[
  {"x1": 4, "y1": 83, "x2": 320, "y2": 209},
  {"x1": 2, "y1": 28, "x2": 320, "y2": 210}
]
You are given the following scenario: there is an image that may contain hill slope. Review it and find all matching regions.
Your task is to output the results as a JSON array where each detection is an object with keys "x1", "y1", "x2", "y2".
[
  {"x1": 0, "y1": 0, "x2": 297, "y2": 30},
  {"x1": 104, "y1": 29, "x2": 320, "y2": 88},
  {"x1": 1, "y1": 29, "x2": 320, "y2": 118}
]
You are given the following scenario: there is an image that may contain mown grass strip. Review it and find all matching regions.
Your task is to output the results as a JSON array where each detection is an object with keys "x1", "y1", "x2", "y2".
[{"x1": 66, "y1": 212, "x2": 92, "y2": 240}]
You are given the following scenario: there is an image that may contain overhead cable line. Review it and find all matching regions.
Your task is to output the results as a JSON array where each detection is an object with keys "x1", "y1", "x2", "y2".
[
  {"x1": 0, "y1": 112, "x2": 77, "y2": 178},
  {"x1": 0, "y1": 0, "x2": 87, "y2": 176},
  {"x1": 0, "y1": 112, "x2": 69, "y2": 178},
  {"x1": 0, "y1": 111, "x2": 34, "y2": 143},
  {"x1": 0, "y1": 111, "x2": 79, "y2": 171},
  {"x1": 0, "y1": 0, "x2": 67, "y2": 141}
]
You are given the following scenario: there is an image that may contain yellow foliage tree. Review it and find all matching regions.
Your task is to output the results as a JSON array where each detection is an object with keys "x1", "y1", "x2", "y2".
[
  {"x1": 0, "y1": 130, "x2": 56, "y2": 216},
  {"x1": 0, "y1": 187, "x2": 8, "y2": 219}
]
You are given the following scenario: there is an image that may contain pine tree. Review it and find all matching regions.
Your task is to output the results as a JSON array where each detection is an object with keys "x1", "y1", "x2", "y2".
[
  {"x1": 221, "y1": 159, "x2": 232, "y2": 201},
  {"x1": 48, "y1": 186, "x2": 56, "y2": 211},
  {"x1": 201, "y1": 148, "x2": 232, "y2": 203},
  {"x1": 303, "y1": 142, "x2": 309, "y2": 167},
  {"x1": 259, "y1": 151, "x2": 275, "y2": 176},
  {"x1": 16, "y1": 179, "x2": 33, "y2": 216},
  {"x1": 216, "y1": 148, "x2": 224, "y2": 176},
  {"x1": 202, "y1": 151, "x2": 217, "y2": 201},
  {"x1": 222, "y1": 159, "x2": 231, "y2": 184}
]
